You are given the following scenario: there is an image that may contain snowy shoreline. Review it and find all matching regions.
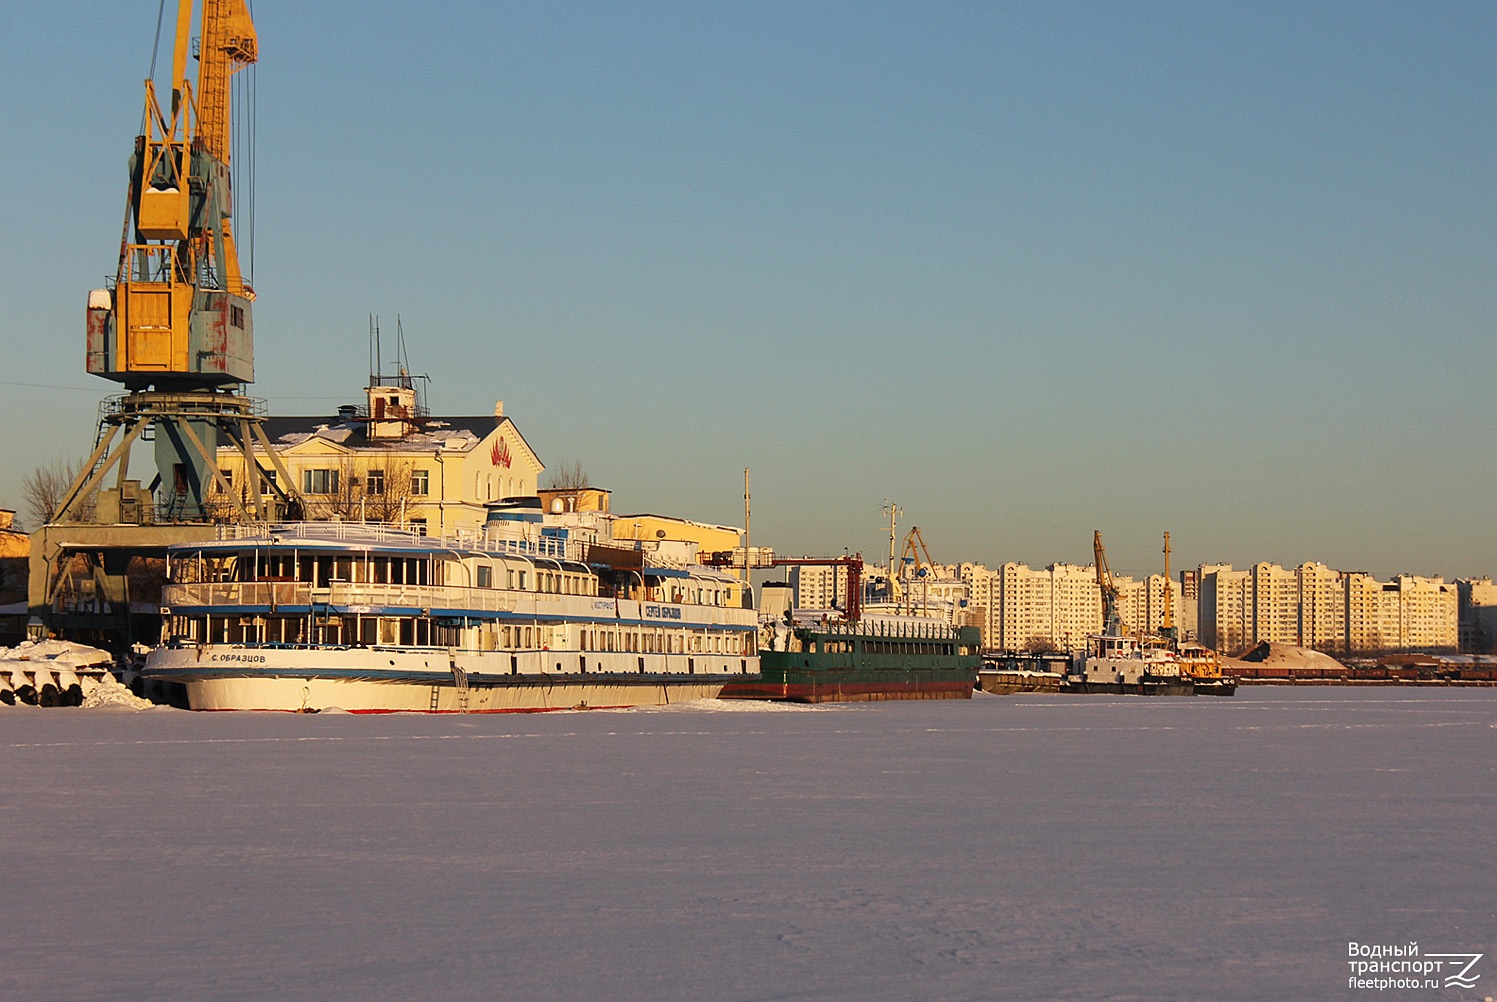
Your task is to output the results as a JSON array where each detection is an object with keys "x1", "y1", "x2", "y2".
[{"x1": 2, "y1": 690, "x2": 1493, "y2": 1001}]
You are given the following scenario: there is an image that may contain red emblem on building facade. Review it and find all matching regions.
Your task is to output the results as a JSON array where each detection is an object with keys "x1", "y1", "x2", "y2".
[{"x1": 490, "y1": 437, "x2": 512, "y2": 468}]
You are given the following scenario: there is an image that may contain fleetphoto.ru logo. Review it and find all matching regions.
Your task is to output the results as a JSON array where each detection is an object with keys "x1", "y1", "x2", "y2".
[{"x1": 1347, "y1": 942, "x2": 1483, "y2": 992}]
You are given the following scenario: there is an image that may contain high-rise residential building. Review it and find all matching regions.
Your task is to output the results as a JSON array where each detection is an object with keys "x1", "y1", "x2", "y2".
[
  {"x1": 1457, "y1": 578, "x2": 1497, "y2": 654},
  {"x1": 788, "y1": 564, "x2": 852, "y2": 610},
  {"x1": 1179, "y1": 569, "x2": 1200, "y2": 640},
  {"x1": 1251, "y1": 562, "x2": 1300, "y2": 645},
  {"x1": 1198, "y1": 564, "x2": 1456, "y2": 654},
  {"x1": 1118, "y1": 573, "x2": 1185, "y2": 640},
  {"x1": 806, "y1": 552, "x2": 1461, "y2": 657},
  {"x1": 1200, "y1": 564, "x2": 1251, "y2": 655},
  {"x1": 1386, "y1": 575, "x2": 1459, "y2": 650},
  {"x1": 1296, "y1": 562, "x2": 1344, "y2": 649},
  {"x1": 957, "y1": 561, "x2": 1162, "y2": 652}
]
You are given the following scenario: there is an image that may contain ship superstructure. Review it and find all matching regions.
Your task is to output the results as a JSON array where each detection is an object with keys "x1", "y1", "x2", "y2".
[{"x1": 145, "y1": 512, "x2": 759, "y2": 712}]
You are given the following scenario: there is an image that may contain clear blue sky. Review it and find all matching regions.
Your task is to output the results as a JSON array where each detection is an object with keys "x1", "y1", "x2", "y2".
[{"x1": 1, "y1": 2, "x2": 1493, "y2": 580}]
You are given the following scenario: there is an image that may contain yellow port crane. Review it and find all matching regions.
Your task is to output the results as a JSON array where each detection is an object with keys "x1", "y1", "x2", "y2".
[
  {"x1": 1093, "y1": 530, "x2": 1123, "y2": 635},
  {"x1": 54, "y1": 0, "x2": 302, "y2": 525},
  {"x1": 900, "y1": 526, "x2": 935, "y2": 580},
  {"x1": 893, "y1": 526, "x2": 936, "y2": 611},
  {"x1": 87, "y1": 0, "x2": 259, "y2": 389}
]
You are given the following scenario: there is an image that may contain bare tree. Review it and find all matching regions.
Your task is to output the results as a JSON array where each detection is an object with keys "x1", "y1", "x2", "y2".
[
  {"x1": 21, "y1": 457, "x2": 86, "y2": 529},
  {"x1": 301, "y1": 456, "x2": 420, "y2": 523},
  {"x1": 1025, "y1": 635, "x2": 1060, "y2": 654},
  {"x1": 542, "y1": 458, "x2": 589, "y2": 491}
]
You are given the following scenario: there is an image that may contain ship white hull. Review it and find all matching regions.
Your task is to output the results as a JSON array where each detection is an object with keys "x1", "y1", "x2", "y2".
[{"x1": 144, "y1": 645, "x2": 751, "y2": 712}]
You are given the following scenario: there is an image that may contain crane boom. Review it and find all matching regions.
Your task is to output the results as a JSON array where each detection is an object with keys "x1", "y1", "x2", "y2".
[
  {"x1": 197, "y1": 0, "x2": 259, "y2": 163},
  {"x1": 1093, "y1": 530, "x2": 1122, "y2": 634},
  {"x1": 1161, "y1": 531, "x2": 1175, "y2": 641},
  {"x1": 896, "y1": 526, "x2": 937, "y2": 611}
]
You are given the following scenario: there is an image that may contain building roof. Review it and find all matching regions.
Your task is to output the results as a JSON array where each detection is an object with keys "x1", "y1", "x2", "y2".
[{"x1": 255, "y1": 413, "x2": 534, "y2": 459}]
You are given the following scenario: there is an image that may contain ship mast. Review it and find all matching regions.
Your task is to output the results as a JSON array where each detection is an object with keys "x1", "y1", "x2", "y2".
[{"x1": 881, "y1": 499, "x2": 902, "y2": 603}]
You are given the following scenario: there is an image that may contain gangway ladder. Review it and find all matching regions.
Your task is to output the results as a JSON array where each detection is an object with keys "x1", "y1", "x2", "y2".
[{"x1": 442, "y1": 648, "x2": 470, "y2": 713}]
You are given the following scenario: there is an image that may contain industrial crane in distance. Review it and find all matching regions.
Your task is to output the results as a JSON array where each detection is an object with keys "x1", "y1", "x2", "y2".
[{"x1": 1093, "y1": 530, "x2": 1123, "y2": 635}]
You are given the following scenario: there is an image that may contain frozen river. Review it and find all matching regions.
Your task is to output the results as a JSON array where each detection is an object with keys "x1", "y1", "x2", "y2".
[{"x1": 3, "y1": 688, "x2": 1494, "y2": 1001}]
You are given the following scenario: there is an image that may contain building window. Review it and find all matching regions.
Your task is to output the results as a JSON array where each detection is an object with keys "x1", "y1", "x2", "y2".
[
  {"x1": 366, "y1": 469, "x2": 385, "y2": 496},
  {"x1": 302, "y1": 468, "x2": 339, "y2": 495},
  {"x1": 411, "y1": 469, "x2": 430, "y2": 496}
]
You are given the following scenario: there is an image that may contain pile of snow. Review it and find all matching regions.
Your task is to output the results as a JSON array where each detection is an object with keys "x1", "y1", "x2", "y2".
[
  {"x1": 79, "y1": 674, "x2": 157, "y2": 710},
  {"x1": 0, "y1": 638, "x2": 113, "y2": 671},
  {"x1": 0, "y1": 640, "x2": 174, "y2": 710},
  {"x1": 0, "y1": 639, "x2": 121, "y2": 706}
]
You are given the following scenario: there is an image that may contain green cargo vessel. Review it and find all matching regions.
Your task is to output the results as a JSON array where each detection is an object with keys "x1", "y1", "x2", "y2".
[{"x1": 720, "y1": 615, "x2": 983, "y2": 703}]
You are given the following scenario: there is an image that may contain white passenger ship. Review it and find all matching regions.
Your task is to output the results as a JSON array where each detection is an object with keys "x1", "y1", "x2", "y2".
[{"x1": 144, "y1": 515, "x2": 759, "y2": 712}]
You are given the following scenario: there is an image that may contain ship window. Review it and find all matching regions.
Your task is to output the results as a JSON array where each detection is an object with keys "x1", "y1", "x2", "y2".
[{"x1": 477, "y1": 566, "x2": 493, "y2": 588}]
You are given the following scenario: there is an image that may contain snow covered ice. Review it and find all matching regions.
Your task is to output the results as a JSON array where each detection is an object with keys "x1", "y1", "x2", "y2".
[{"x1": 2, "y1": 689, "x2": 1494, "y2": 1001}]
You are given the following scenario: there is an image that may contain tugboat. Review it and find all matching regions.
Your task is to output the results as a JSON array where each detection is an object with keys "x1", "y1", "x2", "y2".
[
  {"x1": 1177, "y1": 641, "x2": 1237, "y2": 696},
  {"x1": 1065, "y1": 629, "x2": 1194, "y2": 695},
  {"x1": 1060, "y1": 531, "x2": 1234, "y2": 696}
]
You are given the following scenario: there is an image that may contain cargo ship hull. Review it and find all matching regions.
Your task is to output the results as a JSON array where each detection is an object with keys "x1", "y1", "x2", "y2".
[{"x1": 720, "y1": 617, "x2": 982, "y2": 704}]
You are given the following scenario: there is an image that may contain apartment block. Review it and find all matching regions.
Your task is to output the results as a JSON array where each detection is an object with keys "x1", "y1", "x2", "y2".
[
  {"x1": 789, "y1": 564, "x2": 852, "y2": 611},
  {"x1": 1457, "y1": 578, "x2": 1497, "y2": 654},
  {"x1": 1197, "y1": 563, "x2": 1457, "y2": 654}
]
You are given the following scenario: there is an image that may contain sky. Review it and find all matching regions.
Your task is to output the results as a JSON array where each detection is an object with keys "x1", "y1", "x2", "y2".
[
  {"x1": 3, "y1": 691, "x2": 1496, "y2": 1000},
  {"x1": 1, "y1": 2, "x2": 1494, "y2": 581}
]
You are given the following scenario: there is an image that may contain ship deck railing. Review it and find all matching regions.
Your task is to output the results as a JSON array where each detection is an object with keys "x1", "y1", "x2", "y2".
[
  {"x1": 210, "y1": 521, "x2": 586, "y2": 561},
  {"x1": 162, "y1": 580, "x2": 520, "y2": 614},
  {"x1": 799, "y1": 618, "x2": 962, "y2": 641}
]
